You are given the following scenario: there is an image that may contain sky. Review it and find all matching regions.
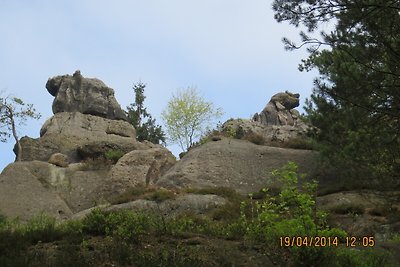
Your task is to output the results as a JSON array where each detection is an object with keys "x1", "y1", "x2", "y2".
[{"x1": 0, "y1": 0, "x2": 318, "y2": 171}]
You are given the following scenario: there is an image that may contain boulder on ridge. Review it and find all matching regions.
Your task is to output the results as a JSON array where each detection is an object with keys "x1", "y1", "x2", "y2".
[{"x1": 46, "y1": 70, "x2": 127, "y2": 121}]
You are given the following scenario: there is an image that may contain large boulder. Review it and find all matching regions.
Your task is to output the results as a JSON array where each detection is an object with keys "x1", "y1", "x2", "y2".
[
  {"x1": 18, "y1": 112, "x2": 137, "y2": 162},
  {"x1": 0, "y1": 161, "x2": 73, "y2": 222},
  {"x1": 110, "y1": 147, "x2": 176, "y2": 193},
  {"x1": 157, "y1": 138, "x2": 315, "y2": 194},
  {"x1": 46, "y1": 70, "x2": 127, "y2": 121}
]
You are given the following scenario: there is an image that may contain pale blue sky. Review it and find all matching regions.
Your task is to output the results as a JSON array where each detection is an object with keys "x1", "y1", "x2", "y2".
[{"x1": 0, "y1": 0, "x2": 317, "y2": 171}]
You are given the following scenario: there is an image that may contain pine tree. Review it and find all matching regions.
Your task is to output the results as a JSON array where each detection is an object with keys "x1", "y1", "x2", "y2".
[
  {"x1": 273, "y1": 0, "x2": 400, "y2": 183},
  {"x1": 126, "y1": 82, "x2": 166, "y2": 145}
]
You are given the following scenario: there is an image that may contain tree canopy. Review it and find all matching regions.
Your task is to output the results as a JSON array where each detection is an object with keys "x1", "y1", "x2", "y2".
[
  {"x1": 273, "y1": 0, "x2": 400, "y2": 183},
  {"x1": 126, "y1": 82, "x2": 166, "y2": 145},
  {"x1": 161, "y1": 87, "x2": 223, "y2": 152}
]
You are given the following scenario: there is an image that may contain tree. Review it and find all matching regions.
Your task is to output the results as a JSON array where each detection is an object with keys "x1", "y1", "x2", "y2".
[
  {"x1": 272, "y1": 0, "x2": 400, "y2": 182},
  {"x1": 161, "y1": 87, "x2": 223, "y2": 152},
  {"x1": 0, "y1": 95, "x2": 41, "y2": 161},
  {"x1": 126, "y1": 82, "x2": 166, "y2": 145}
]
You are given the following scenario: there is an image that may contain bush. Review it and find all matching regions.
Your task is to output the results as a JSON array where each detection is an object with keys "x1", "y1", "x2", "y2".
[
  {"x1": 82, "y1": 209, "x2": 157, "y2": 243},
  {"x1": 110, "y1": 185, "x2": 176, "y2": 205},
  {"x1": 230, "y1": 162, "x2": 351, "y2": 265},
  {"x1": 104, "y1": 149, "x2": 125, "y2": 163}
]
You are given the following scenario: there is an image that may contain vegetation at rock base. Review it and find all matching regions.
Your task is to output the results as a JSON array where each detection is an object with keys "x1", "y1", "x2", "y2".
[
  {"x1": 110, "y1": 185, "x2": 177, "y2": 205},
  {"x1": 162, "y1": 86, "x2": 223, "y2": 152},
  {"x1": 0, "y1": 163, "x2": 394, "y2": 266},
  {"x1": 126, "y1": 82, "x2": 166, "y2": 145},
  {"x1": 104, "y1": 149, "x2": 125, "y2": 163},
  {"x1": 272, "y1": 0, "x2": 400, "y2": 187},
  {"x1": 0, "y1": 95, "x2": 41, "y2": 161}
]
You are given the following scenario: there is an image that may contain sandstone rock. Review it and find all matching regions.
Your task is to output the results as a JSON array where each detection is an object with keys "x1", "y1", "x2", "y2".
[
  {"x1": 77, "y1": 141, "x2": 136, "y2": 160},
  {"x1": 40, "y1": 112, "x2": 135, "y2": 138},
  {"x1": 221, "y1": 92, "x2": 312, "y2": 147},
  {"x1": 253, "y1": 91, "x2": 303, "y2": 126},
  {"x1": 221, "y1": 119, "x2": 309, "y2": 145},
  {"x1": 46, "y1": 70, "x2": 127, "y2": 121},
  {"x1": 0, "y1": 161, "x2": 73, "y2": 222},
  {"x1": 48, "y1": 153, "x2": 69, "y2": 167},
  {"x1": 157, "y1": 138, "x2": 315, "y2": 194},
  {"x1": 72, "y1": 193, "x2": 226, "y2": 220},
  {"x1": 19, "y1": 112, "x2": 137, "y2": 162},
  {"x1": 110, "y1": 147, "x2": 176, "y2": 193}
]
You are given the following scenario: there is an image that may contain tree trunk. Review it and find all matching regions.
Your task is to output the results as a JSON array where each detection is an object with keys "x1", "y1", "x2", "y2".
[{"x1": 8, "y1": 106, "x2": 21, "y2": 161}]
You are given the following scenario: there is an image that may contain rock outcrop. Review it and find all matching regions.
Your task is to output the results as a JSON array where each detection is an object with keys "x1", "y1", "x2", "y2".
[
  {"x1": 46, "y1": 70, "x2": 127, "y2": 121},
  {"x1": 18, "y1": 112, "x2": 137, "y2": 162},
  {"x1": 253, "y1": 91, "x2": 302, "y2": 126},
  {"x1": 222, "y1": 91, "x2": 310, "y2": 145},
  {"x1": 157, "y1": 138, "x2": 315, "y2": 194},
  {"x1": 1, "y1": 71, "x2": 176, "y2": 221}
]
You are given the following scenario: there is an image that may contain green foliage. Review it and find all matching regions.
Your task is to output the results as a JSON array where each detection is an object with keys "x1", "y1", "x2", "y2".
[
  {"x1": 332, "y1": 248, "x2": 390, "y2": 267},
  {"x1": 161, "y1": 86, "x2": 223, "y2": 152},
  {"x1": 0, "y1": 94, "x2": 41, "y2": 161},
  {"x1": 273, "y1": 0, "x2": 400, "y2": 186},
  {"x1": 82, "y1": 209, "x2": 157, "y2": 243},
  {"x1": 104, "y1": 149, "x2": 125, "y2": 163},
  {"x1": 0, "y1": 96, "x2": 41, "y2": 142},
  {"x1": 228, "y1": 162, "x2": 351, "y2": 265},
  {"x1": 126, "y1": 82, "x2": 166, "y2": 145}
]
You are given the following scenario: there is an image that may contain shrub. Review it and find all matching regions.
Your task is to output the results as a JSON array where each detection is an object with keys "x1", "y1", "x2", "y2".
[
  {"x1": 231, "y1": 162, "x2": 351, "y2": 265},
  {"x1": 110, "y1": 185, "x2": 176, "y2": 205},
  {"x1": 104, "y1": 149, "x2": 125, "y2": 163},
  {"x1": 82, "y1": 209, "x2": 157, "y2": 243},
  {"x1": 145, "y1": 188, "x2": 176, "y2": 203}
]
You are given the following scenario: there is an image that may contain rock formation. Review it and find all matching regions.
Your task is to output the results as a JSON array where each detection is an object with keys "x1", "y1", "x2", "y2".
[
  {"x1": 252, "y1": 91, "x2": 302, "y2": 126},
  {"x1": 46, "y1": 70, "x2": 127, "y2": 121},
  {"x1": 0, "y1": 71, "x2": 176, "y2": 221},
  {"x1": 222, "y1": 91, "x2": 311, "y2": 145}
]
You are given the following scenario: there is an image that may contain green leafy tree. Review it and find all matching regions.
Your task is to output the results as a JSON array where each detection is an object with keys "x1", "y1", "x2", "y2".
[
  {"x1": 0, "y1": 95, "x2": 41, "y2": 161},
  {"x1": 273, "y1": 0, "x2": 400, "y2": 183},
  {"x1": 126, "y1": 82, "x2": 166, "y2": 145},
  {"x1": 161, "y1": 86, "x2": 223, "y2": 152}
]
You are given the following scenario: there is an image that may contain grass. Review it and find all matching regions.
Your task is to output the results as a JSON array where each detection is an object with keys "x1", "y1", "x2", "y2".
[{"x1": 110, "y1": 184, "x2": 177, "y2": 205}]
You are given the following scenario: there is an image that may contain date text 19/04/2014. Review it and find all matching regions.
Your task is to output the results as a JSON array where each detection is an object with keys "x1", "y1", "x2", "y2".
[{"x1": 279, "y1": 236, "x2": 375, "y2": 248}]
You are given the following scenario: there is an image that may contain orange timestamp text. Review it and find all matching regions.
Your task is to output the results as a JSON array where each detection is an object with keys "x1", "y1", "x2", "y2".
[
  {"x1": 279, "y1": 236, "x2": 376, "y2": 248},
  {"x1": 280, "y1": 236, "x2": 339, "y2": 247}
]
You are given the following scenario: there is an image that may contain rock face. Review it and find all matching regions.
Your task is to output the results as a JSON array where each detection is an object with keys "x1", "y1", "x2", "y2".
[
  {"x1": 46, "y1": 70, "x2": 127, "y2": 121},
  {"x1": 73, "y1": 194, "x2": 226, "y2": 220},
  {"x1": 18, "y1": 112, "x2": 137, "y2": 162},
  {"x1": 0, "y1": 162, "x2": 73, "y2": 222},
  {"x1": 110, "y1": 147, "x2": 176, "y2": 192},
  {"x1": 157, "y1": 138, "x2": 315, "y2": 194}
]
